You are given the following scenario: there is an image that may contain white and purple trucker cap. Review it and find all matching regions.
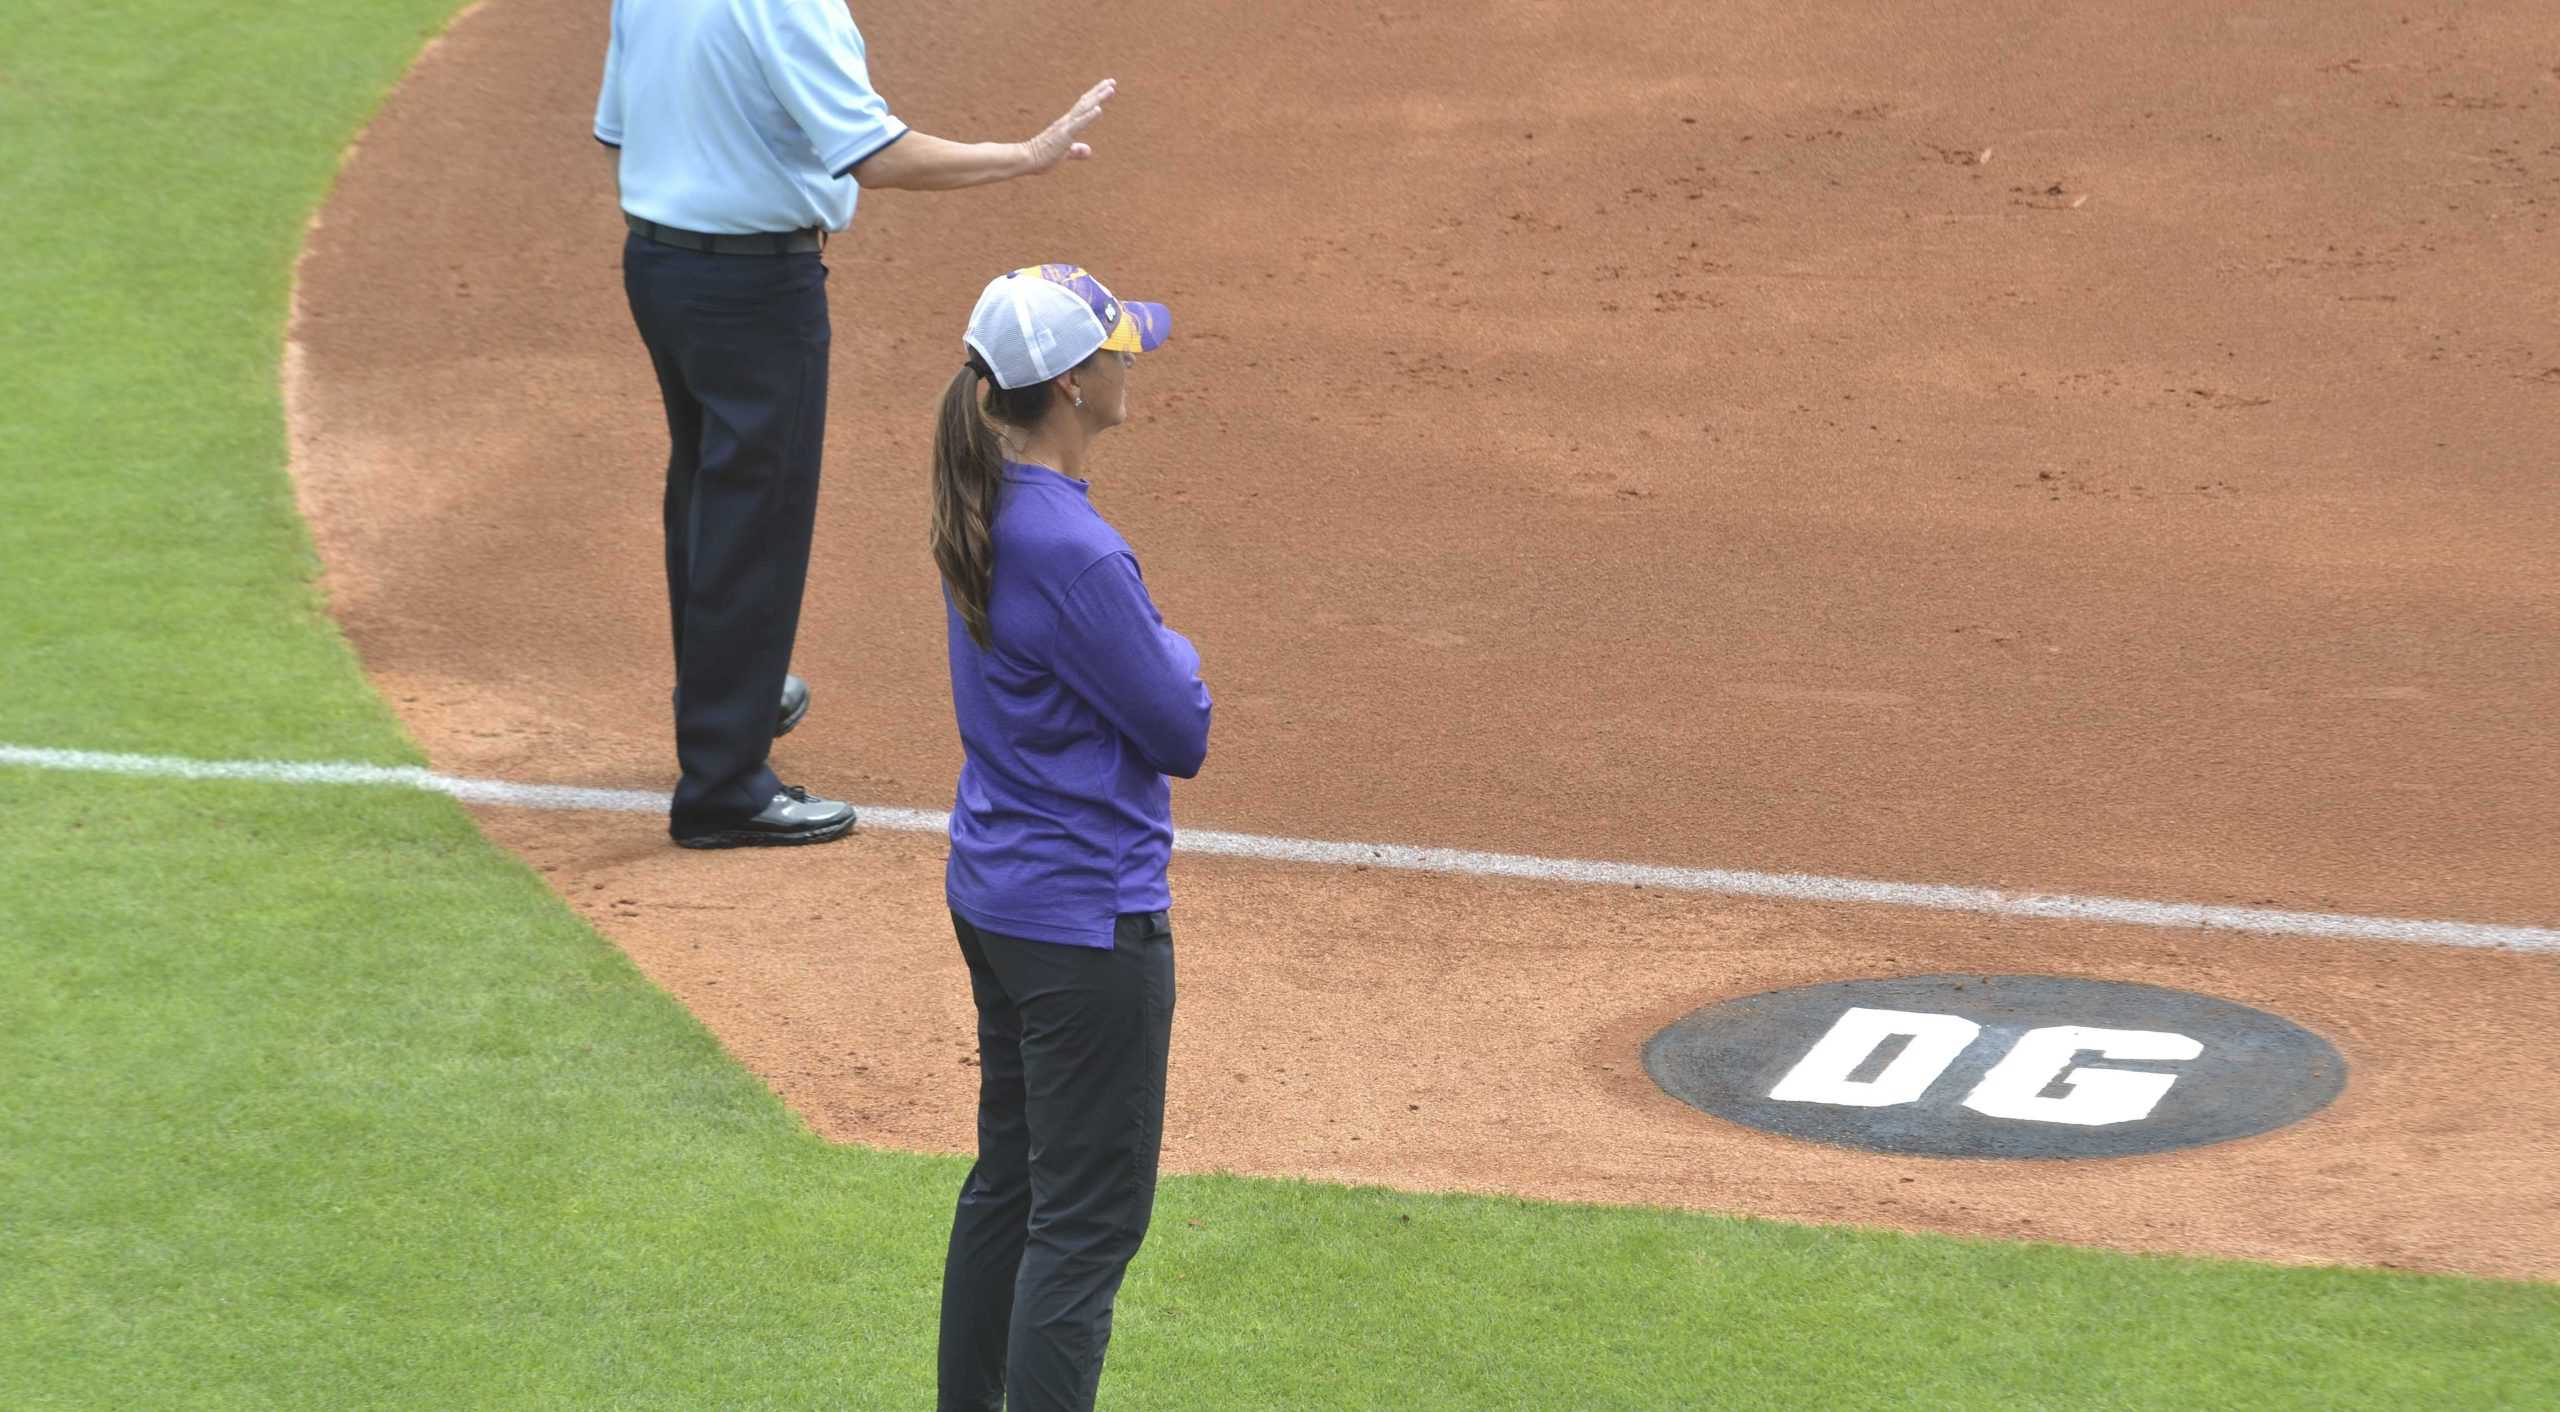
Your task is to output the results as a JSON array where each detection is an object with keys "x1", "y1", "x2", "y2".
[{"x1": 965, "y1": 264, "x2": 1171, "y2": 390}]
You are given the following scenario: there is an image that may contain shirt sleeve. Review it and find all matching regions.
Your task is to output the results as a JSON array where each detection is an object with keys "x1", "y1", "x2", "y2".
[
  {"x1": 1051, "y1": 553, "x2": 1214, "y2": 780},
  {"x1": 758, "y1": 0, "x2": 910, "y2": 178},
  {"x1": 593, "y1": 0, "x2": 626, "y2": 147}
]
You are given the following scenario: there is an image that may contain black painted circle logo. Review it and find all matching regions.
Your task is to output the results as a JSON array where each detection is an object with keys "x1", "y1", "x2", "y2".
[{"x1": 1643, "y1": 975, "x2": 2346, "y2": 1158}]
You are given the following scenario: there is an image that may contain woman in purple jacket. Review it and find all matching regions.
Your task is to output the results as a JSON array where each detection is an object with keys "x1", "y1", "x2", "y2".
[{"x1": 926, "y1": 264, "x2": 1208, "y2": 1412}]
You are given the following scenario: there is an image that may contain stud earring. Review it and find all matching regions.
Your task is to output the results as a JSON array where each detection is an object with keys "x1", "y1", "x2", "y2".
[{"x1": 1073, "y1": 394, "x2": 1085, "y2": 408}]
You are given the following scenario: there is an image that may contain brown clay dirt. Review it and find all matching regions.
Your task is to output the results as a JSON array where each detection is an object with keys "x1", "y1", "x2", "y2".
[{"x1": 288, "y1": 0, "x2": 2560, "y2": 1279}]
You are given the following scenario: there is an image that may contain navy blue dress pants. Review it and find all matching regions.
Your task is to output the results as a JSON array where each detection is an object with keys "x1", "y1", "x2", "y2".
[
  {"x1": 620, "y1": 232, "x2": 830, "y2": 833},
  {"x1": 940, "y1": 911, "x2": 1176, "y2": 1412}
]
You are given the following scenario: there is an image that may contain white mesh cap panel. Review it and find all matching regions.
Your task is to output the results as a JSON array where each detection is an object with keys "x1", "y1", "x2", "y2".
[{"x1": 964, "y1": 275, "x2": 1110, "y2": 389}]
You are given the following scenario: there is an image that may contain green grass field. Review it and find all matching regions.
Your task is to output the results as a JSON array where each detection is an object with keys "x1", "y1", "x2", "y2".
[{"x1": 3, "y1": 3, "x2": 2555, "y2": 1407}]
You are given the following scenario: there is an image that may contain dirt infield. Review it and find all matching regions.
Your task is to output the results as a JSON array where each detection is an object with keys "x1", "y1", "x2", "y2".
[{"x1": 289, "y1": 0, "x2": 2560, "y2": 1278}]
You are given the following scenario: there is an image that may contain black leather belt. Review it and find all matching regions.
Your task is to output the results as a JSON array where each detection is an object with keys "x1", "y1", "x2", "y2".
[{"x1": 625, "y1": 213, "x2": 824, "y2": 255}]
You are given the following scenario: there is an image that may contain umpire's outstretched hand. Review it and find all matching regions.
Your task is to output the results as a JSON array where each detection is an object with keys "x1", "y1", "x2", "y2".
[
  {"x1": 1022, "y1": 79, "x2": 1117, "y2": 173},
  {"x1": 852, "y1": 79, "x2": 1118, "y2": 191}
]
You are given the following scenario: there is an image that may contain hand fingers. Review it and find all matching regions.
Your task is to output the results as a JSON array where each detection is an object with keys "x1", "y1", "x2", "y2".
[
  {"x1": 1063, "y1": 77, "x2": 1115, "y2": 130},
  {"x1": 1030, "y1": 79, "x2": 1113, "y2": 169}
]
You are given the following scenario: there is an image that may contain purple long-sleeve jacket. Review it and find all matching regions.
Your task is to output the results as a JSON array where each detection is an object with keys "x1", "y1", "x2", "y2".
[{"x1": 943, "y1": 462, "x2": 1213, "y2": 948}]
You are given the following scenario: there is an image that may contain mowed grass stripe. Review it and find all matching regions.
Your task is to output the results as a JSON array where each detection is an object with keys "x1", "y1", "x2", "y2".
[
  {"x1": 0, "y1": 0, "x2": 436, "y2": 761},
  {"x1": 1, "y1": 2, "x2": 2555, "y2": 1409}
]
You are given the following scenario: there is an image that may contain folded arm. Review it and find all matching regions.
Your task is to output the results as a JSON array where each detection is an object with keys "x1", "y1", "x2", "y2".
[{"x1": 1051, "y1": 552, "x2": 1213, "y2": 779}]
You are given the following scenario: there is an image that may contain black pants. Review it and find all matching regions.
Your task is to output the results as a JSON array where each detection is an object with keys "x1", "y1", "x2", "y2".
[
  {"x1": 619, "y1": 233, "x2": 830, "y2": 832},
  {"x1": 940, "y1": 911, "x2": 1176, "y2": 1412}
]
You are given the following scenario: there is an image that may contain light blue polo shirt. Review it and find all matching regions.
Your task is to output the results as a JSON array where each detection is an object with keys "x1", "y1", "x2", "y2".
[{"x1": 595, "y1": 0, "x2": 909, "y2": 235}]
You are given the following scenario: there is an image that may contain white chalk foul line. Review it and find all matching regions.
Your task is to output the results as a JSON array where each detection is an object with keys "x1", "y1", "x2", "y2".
[{"x1": 6, "y1": 742, "x2": 2555, "y2": 953}]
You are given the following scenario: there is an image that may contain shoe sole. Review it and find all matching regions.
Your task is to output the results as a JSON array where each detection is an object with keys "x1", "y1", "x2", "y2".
[{"x1": 674, "y1": 816, "x2": 855, "y2": 850}]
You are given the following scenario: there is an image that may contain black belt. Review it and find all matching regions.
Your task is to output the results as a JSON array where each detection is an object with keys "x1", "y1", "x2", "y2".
[{"x1": 625, "y1": 213, "x2": 824, "y2": 255}]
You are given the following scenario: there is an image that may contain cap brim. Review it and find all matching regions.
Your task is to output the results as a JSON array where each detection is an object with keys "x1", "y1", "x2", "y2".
[{"x1": 1098, "y1": 299, "x2": 1170, "y2": 354}]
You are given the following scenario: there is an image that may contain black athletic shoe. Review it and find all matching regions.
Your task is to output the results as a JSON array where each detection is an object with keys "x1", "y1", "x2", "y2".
[
  {"x1": 775, "y1": 674, "x2": 811, "y2": 738},
  {"x1": 673, "y1": 785, "x2": 855, "y2": 849}
]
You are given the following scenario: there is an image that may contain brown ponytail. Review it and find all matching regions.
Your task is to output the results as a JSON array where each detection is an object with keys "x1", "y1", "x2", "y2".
[
  {"x1": 931, "y1": 358, "x2": 1004, "y2": 647},
  {"x1": 930, "y1": 352, "x2": 1061, "y2": 647}
]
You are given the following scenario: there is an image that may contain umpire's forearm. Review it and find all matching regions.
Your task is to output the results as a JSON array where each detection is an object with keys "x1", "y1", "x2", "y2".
[{"x1": 848, "y1": 131, "x2": 1034, "y2": 191}]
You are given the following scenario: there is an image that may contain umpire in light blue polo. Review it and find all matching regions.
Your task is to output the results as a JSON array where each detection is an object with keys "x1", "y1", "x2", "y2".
[{"x1": 596, "y1": 0, "x2": 1115, "y2": 848}]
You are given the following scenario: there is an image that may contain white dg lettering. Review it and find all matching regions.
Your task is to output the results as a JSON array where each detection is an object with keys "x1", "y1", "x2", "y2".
[{"x1": 1769, "y1": 1010, "x2": 2202, "y2": 1127}]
